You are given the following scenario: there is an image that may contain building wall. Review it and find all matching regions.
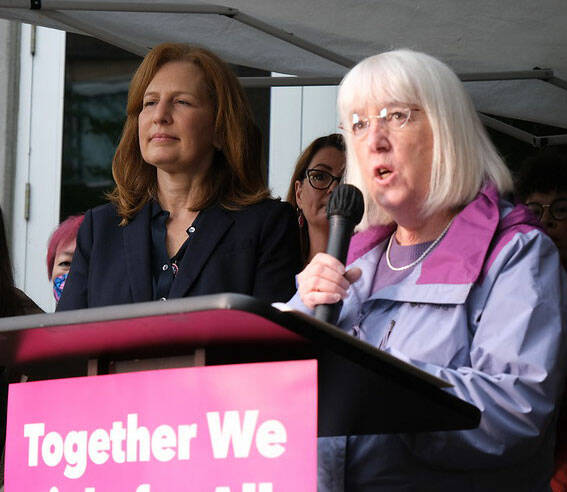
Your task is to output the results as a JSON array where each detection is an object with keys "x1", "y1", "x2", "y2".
[
  {"x1": 0, "y1": 19, "x2": 20, "y2": 236},
  {"x1": 268, "y1": 84, "x2": 340, "y2": 201},
  {"x1": 11, "y1": 24, "x2": 66, "y2": 312}
]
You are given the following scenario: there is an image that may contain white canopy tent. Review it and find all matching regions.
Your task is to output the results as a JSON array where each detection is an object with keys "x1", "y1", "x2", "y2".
[
  {"x1": 1, "y1": 0, "x2": 567, "y2": 146},
  {"x1": 1, "y1": 0, "x2": 566, "y2": 311}
]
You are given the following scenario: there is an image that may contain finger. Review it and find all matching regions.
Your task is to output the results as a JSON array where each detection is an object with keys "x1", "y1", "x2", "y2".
[
  {"x1": 310, "y1": 252, "x2": 346, "y2": 275},
  {"x1": 298, "y1": 273, "x2": 350, "y2": 308},
  {"x1": 315, "y1": 266, "x2": 351, "y2": 290},
  {"x1": 302, "y1": 262, "x2": 350, "y2": 290},
  {"x1": 308, "y1": 276, "x2": 349, "y2": 298},
  {"x1": 296, "y1": 253, "x2": 351, "y2": 308},
  {"x1": 303, "y1": 291, "x2": 342, "y2": 310}
]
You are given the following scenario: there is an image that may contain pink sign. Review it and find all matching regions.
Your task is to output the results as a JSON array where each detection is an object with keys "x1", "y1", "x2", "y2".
[{"x1": 6, "y1": 360, "x2": 317, "y2": 492}]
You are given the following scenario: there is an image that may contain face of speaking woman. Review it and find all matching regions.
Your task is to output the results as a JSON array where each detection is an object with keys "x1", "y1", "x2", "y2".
[
  {"x1": 138, "y1": 61, "x2": 219, "y2": 181},
  {"x1": 349, "y1": 102, "x2": 434, "y2": 234}
]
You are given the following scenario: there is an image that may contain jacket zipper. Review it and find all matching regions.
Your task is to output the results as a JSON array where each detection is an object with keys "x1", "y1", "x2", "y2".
[{"x1": 379, "y1": 320, "x2": 396, "y2": 349}]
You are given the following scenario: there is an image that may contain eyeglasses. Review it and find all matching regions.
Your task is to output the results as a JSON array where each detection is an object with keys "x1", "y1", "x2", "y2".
[
  {"x1": 526, "y1": 199, "x2": 567, "y2": 221},
  {"x1": 304, "y1": 169, "x2": 342, "y2": 190},
  {"x1": 341, "y1": 105, "x2": 420, "y2": 138}
]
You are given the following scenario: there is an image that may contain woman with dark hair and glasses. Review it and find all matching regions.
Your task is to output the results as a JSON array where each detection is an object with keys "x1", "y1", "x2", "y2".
[
  {"x1": 286, "y1": 134, "x2": 345, "y2": 265},
  {"x1": 517, "y1": 147, "x2": 567, "y2": 269}
]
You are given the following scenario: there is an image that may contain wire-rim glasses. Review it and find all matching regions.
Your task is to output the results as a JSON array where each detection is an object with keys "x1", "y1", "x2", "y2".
[
  {"x1": 526, "y1": 198, "x2": 567, "y2": 221},
  {"x1": 342, "y1": 105, "x2": 420, "y2": 138},
  {"x1": 305, "y1": 169, "x2": 342, "y2": 190}
]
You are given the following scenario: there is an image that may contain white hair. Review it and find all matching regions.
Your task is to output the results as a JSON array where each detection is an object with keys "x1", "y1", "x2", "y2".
[{"x1": 338, "y1": 49, "x2": 513, "y2": 229}]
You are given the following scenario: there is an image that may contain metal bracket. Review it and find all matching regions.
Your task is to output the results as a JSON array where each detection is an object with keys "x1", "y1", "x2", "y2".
[
  {"x1": 479, "y1": 113, "x2": 567, "y2": 148},
  {"x1": 16, "y1": 0, "x2": 354, "y2": 68}
]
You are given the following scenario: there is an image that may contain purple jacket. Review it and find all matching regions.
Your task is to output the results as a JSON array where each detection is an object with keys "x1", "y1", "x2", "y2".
[{"x1": 290, "y1": 184, "x2": 567, "y2": 491}]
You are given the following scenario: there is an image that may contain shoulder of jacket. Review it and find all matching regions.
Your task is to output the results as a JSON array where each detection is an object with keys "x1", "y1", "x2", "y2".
[
  {"x1": 88, "y1": 202, "x2": 124, "y2": 222},
  {"x1": 80, "y1": 203, "x2": 123, "y2": 234},
  {"x1": 227, "y1": 198, "x2": 293, "y2": 217}
]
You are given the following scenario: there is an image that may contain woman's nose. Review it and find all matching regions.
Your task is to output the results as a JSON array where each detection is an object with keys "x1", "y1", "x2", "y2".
[
  {"x1": 153, "y1": 100, "x2": 172, "y2": 124},
  {"x1": 366, "y1": 119, "x2": 390, "y2": 151},
  {"x1": 541, "y1": 208, "x2": 556, "y2": 229}
]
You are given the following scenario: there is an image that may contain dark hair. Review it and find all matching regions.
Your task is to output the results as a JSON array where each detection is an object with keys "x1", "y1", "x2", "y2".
[
  {"x1": 285, "y1": 133, "x2": 345, "y2": 263},
  {"x1": 46, "y1": 214, "x2": 84, "y2": 281},
  {"x1": 0, "y1": 208, "x2": 24, "y2": 317},
  {"x1": 515, "y1": 147, "x2": 567, "y2": 201},
  {"x1": 108, "y1": 43, "x2": 269, "y2": 225}
]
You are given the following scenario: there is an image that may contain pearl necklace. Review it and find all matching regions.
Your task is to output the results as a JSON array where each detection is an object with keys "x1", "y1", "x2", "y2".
[{"x1": 386, "y1": 218, "x2": 454, "y2": 272}]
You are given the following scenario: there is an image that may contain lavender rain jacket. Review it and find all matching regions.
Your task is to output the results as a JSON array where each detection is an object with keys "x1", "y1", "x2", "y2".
[{"x1": 289, "y1": 184, "x2": 567, "y2": 491}]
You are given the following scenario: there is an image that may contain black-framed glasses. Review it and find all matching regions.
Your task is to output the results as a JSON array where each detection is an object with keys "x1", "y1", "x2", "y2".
[
  {"x1": 304, "y1": 169, "x2": 342, "y2": 190},
  {"x1": 526, "y1": 199, "x2": 567, "y2": 221}
]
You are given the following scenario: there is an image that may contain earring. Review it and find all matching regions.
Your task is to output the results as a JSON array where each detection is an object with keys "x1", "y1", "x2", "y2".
[{"x1": 297, "y1": 207, "x2": 305, "y2": 228}]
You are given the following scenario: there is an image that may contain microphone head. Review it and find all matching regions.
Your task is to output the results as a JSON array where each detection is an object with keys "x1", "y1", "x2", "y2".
[{"x1": 326, "y1": 184, "x2": 365, "y2": 225}]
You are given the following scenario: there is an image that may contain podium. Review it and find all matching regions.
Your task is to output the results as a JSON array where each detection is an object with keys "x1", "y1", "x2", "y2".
[{"x1": 0, "y1": 293, "x2": 480, "y2": 437}]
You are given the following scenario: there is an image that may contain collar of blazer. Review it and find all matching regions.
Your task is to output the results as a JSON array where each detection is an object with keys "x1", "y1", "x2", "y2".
[{"x1": 122, "y1": 203, "x2": 234, "y2": 302}]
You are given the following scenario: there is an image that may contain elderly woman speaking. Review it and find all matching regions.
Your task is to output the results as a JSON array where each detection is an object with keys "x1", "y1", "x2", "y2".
[{"x1": 293, "y1": 50, "x2": 567, "y2": 491}]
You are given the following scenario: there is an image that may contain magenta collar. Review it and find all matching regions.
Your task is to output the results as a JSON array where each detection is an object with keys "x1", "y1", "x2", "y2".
[{"x1": 347, "y1": 184, "x2": 539, "y2": 285}]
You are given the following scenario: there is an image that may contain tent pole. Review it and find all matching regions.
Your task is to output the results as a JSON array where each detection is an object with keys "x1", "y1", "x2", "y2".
[
  {"x1": 24, "y1": 1, "x2": 237, "y2": 14},
  {"x1": 460, "y1": 69, "x2": 554, "y2": 81},
  {"x1": 241, "y1": 76, "x2": 341, "y2": 88},
  {"x1": 40, "y1": 9, "x2": 148, "y2": 55},
  {"x1": 238, "y1": 70, "x2": 562, "y2": 88},
  {"x1": 478, "y1": 114, "x2": 538, "y2": 146},
  {"x1": 535, "y1": 134, "x2": 567, "y2": 147},
  {"x1": 546, "y1": 77, "x2": 567, "y2": 91},
  {"x1": 231, "y1": 12, "x2": 355, "y2": 69},
  {"x1": 16, "y1": 0, "x2": 356, "y2": 69}
]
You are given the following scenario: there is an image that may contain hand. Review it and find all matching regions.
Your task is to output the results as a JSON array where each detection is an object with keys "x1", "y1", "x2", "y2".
[{"x1": 297, "y1": 252, "x2": 362, "y2": 310}]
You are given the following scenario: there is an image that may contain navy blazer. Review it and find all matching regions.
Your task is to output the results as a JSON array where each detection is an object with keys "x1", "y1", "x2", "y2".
[{"x1": 57, "y1": 199, "x2": 301, "y2": 310}]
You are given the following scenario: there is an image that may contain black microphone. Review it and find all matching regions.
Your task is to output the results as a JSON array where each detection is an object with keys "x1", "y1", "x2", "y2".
[{"x1": 314, "y1": 184, "x2": 364, "y2": 325}]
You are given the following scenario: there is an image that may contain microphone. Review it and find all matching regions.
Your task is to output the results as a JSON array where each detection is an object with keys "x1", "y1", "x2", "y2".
[{"x1": 314, "y1": 184, "x2": 364, "y2": 325}]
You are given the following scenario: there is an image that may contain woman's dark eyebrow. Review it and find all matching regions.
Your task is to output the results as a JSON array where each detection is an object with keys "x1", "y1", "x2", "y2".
[
  {"x1": 309, "y1": 163, "x2": 345, "y2": 174},
  {"x1": 309, "y1": 163, "x2": 333, "y2": 171}
]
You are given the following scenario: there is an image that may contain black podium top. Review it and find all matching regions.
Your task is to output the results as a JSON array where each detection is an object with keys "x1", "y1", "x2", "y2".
[{"x1": 0, "y1": 293, "x2": 480, "y2": 436}]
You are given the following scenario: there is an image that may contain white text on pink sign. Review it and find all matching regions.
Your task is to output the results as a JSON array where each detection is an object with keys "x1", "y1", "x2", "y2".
[{"x1": 24, "y1": 410, "x2": 287, "y2": 480}]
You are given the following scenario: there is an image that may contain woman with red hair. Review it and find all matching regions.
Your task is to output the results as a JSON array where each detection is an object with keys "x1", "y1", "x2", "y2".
[
  {"x1": 46, "y1": 214, "x2": 84, "y2": 303},
  {"x1": 56, "y1": 43, "x2": 300, "y2": 310}
]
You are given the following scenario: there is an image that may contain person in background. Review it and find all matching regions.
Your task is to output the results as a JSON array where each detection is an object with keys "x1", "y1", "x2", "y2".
[
  {"x1": 0, "y1": 207, "x2": 42, "y2": 317},
  {"x1": 0, "y1": 206, "x2": 42, "y2": 480},
  {"x1": 516, "y1": 148, "x2": 567, "y2": 268},
  {"x1": 516, "y1": 147, "x2": 567, "y2": 492},
  {"x1": 291, "y1": 49, "x2": 566, "y2": 490},
  {"x1": 286, "y1": 134, "x2": 345, "y2": 266},
  {"x1": 57, "y1": 43, "x2": 300, "y2": 310},
  {"x1": 46, "y1": 214, "x2": 84, "y2": 304}
]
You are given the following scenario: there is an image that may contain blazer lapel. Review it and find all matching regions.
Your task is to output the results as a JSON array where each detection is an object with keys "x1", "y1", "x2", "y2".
[
  {"x1": 122, "y1": 202, "x2": 153, "y2": 302},
  {"x1": 169, "y1": 206, "x2": 234, "y2": 298}
]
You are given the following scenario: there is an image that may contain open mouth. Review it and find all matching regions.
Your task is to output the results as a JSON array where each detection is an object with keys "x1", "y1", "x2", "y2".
[{"x1": 376, "y1": 167, "x2": 392, "y2": 180}]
